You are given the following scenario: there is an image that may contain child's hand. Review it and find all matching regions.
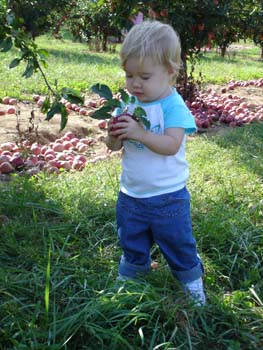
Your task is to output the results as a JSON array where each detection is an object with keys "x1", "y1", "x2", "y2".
[
  {"x1": 105, "y1": 117, "x2": 123, "y2": 150},
  {"x1": 110, "y1": 114, "x2": 146, "y2": 142}
]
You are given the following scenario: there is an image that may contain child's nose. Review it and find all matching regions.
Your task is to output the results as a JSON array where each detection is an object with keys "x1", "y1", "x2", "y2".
[{"x1": 132, "y1": 77, "x2": 141, "y2": 88}]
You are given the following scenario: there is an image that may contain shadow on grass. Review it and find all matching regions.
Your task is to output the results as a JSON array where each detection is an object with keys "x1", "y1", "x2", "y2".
[
  {"x1": 210, "y1": 122, "x2": 263, "y2": 177},
  {"x1": 199, "y1": 53, "x2": 260, "y2": 67},
  {"x1": 47, "y1": 47, "x2": 120, "y2": 66},
  {"x1": 189, "y1": 122, "x2": 263, "y2": 293}
]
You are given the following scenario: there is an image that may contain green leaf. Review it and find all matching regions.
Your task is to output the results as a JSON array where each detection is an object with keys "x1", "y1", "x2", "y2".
[
  {"x1": 0, "y1": 37, "x2": 13, "y2": 52},
  {"x1": 60, "y1": 104, "x2": 68, "y2": 131},
  {"x1": 39, "y1": 59, "x2": 48, "y2": 69},
  {"x1": 22, "y1": 62, "x2": 34, "y2": 78},
  {"x1": 139, "y1": 116, "x2": 151, "y2": 129},
  {"x1": 45, "y1": 102, "x2": 62, "y2": 121},
  {"x1": 37, "y1": 48, "x2": 49, "y2": 59},
  {"x1": 90, "y1": 105, "x2": 112, "y2": 119},
  {"x1": 134, "y1": 106, "x2": 147, "y2": 118},
  {"x1": 109, "y1": 99, "x2": 122, "y2": 108},
  {"x1": 66, "y1": 93, "x2": 84, "y2": 105},
  {"x1": 91, "y1": 83, "x2": 113, "y2": 100},
  {"x1": 130, "y1": 96, "x2": 136, "y2": 104},
  {"x1": 133, "y1": 107, "x2": 150, "y2": 129},
  {"x1": 119, "y1": 89, "x2": 130, "y2": 104},
  {"x1": 41, "y1": 98, "x2": 51, "y2": 114},
  {"x1": 61, "y1": 87, "x2": 83, "y2": 105},
  {"x1": 9, "y1": 58, "x2": 21, "y2": 69}
]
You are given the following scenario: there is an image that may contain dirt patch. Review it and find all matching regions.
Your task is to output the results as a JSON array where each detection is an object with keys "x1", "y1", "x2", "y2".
[{"x1": 0, "y1": 95, "x2": 109, "y2": 158}]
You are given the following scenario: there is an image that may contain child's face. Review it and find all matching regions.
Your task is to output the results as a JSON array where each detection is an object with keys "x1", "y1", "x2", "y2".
[{"x1": 124, "y1": 56, "x2": 174, "y2": 103}]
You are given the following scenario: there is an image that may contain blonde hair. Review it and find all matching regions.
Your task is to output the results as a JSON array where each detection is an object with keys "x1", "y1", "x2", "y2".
[{"x1": 120, "y1": 20, "x2": 182, "y2": 81}]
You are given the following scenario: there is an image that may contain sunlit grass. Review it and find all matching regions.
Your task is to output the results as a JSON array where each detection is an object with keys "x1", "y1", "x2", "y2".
[{"x1": 194, "y1": 44, "x2": 263, "y2": 84}]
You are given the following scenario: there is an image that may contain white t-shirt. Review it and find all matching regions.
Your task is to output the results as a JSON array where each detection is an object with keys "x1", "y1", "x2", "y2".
[{"x1": 118, "y1": 88, "x2": 196, "y2": 198}]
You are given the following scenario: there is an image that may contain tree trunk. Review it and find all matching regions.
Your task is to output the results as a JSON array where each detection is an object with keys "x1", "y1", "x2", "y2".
[
  {"x1": 102, "y1": 33, "x2": 107, "y2": 52},
  {"x1": 220, "y1": 46, "x2": 227, "y2": 58}
]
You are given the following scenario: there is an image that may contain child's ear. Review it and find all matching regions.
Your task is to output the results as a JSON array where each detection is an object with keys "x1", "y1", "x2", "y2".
[{"x1": 168, "y1": 67, "x2": 176, "y2": 80}]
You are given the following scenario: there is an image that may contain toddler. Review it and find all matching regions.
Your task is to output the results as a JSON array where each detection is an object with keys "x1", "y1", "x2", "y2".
[{"x1": 105, "y1": 20, "x2": 205, "y2": 305}]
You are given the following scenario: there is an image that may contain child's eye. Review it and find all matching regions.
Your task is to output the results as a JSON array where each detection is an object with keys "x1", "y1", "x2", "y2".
[
  {"x1": 125, "y1": 74, "x2": 133, "y2": 79},
  {"x1": 141, "y1": 76, "x2": 150, "y2": 80}
]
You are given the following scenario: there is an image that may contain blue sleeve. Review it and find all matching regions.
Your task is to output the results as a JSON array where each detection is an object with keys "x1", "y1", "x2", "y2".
[
  {"x1": 112, "y1": 100, "x2": 127, "y2": 117},
  {"x1": 162, "y1": 92, "x2": 197, "y2": 135}
]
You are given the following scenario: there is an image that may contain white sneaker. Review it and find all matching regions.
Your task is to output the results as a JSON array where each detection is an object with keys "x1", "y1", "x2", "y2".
[{"x1": 183, "y1": 277, "x2": 206, "y2": 306}]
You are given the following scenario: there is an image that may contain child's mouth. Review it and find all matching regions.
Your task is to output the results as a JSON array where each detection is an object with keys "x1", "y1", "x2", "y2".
[{"x1": 134, "y1": 92, "x2": 143, "y2": 97}]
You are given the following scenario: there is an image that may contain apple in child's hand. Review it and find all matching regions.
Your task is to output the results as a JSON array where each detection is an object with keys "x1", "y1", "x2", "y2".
[{"x1": 112, "y1": 113, "x2": 136, "y2": 130}]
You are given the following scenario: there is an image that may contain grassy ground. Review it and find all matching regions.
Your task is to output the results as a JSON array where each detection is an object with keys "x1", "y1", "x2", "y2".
[
  {"x1": 0, "y1": 36, "x2": 263, "y2": 349},
  {"x1": 1, "y1": 122, "x2": 263, "y2": 349},
  {"x1": 195, "y1": 43, "x2": 263, "y2": 84},
  {"x1": 0, "y1": 36, "x2": 262, "y2": 100}
]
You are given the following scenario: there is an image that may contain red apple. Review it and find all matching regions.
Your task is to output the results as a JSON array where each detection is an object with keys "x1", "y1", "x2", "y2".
[
  {"x1": 64, "y1": 131, "x2": 75, "y2": 140},
  {"x1": 10, "y1": 155, "x2": 24, "y2": 168},
  {"x1": 0, "y1": 155, "x2": 10, "y2": 164},
  {"x1": 9, "y1": 98, "x2": 17, "y2": 105},
  {"x1": 33, "y1": 94, "x2": 40, "y2": 102},
  {"x1": 30, "y1": 144, "x2": 41, "y2": 155},
  {"x1": 7, "y1": 107, "x2": 16, "y2": 114},
  {"x1": 98, "y1": 120, "x2": 107, "y2": 129},
  {"x1": 62, "y1": 141, "x2": 73, "y2": 150},
  {"x1": 75, "y1": 154, "x2": 87, "y2": 163},
  {"x1": 72, "y1": 160, "x2": 85, "y2": 170},
  {"x1": 197, "y1": 23, "x2": 205, "y2": 31},
  {"x1": 79, "y1": 108, "x2": 87, "y2": 115},
  {"x1": 0, "y1": 161, "x2": 13, "y2": 174},
  {"x1": 77, "y1": 143, "x2": 88, "y2": 153},
  {"x1": 112, "y1": 113, "x2": 136, "y2": 130},
  {"x1": 88, "y1": 101, "x2": 97, "y2": 108},
  {"x1": 2, "y1": 96, "x2": 10, "y2": 104},
  {"x1": 52, "y1": 143, "x2": 64, "y2": 152}
]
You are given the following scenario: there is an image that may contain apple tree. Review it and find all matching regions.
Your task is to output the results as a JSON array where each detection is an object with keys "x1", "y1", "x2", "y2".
[
  {"x1": 137, "y1": 0, "x2": 262, "y2": 99},
  {"x1": 7, "y1": 0, "x2": 75, "y2": 38},
  {"x1": 245, "y1": 3, "x2": 263, "y2": 60},
  {"x1": 64, "y1": 0, "x2": 141, "y2": 51},
  {"x1": 0, "y1": 3, "x2": 83, "y2": 131}
]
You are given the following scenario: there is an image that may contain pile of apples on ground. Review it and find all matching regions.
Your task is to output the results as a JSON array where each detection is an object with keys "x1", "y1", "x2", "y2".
[
  {"x1": 187, "y1": 78, "x2": 263, "y2": 129},
  {"x1": 0, "y1": 95, "x2": 109, "y2": 175},
  {"x1": 0, "y1": 132, "x2": 112, "y2": 175},
  {"x1": 0, "y1": 78, "x2": 263, "y2": 175}
]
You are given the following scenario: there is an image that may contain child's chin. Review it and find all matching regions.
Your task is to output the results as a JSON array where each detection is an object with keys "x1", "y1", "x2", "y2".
[{"x1": 137, "y1": 96, "x2": 149, "y2": 102}]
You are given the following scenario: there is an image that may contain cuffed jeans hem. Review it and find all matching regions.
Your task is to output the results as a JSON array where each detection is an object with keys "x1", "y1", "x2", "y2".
[
  {"x1": 171, "y1": 262, "x2": 204, "y2": 283},
  {"x1": 118, "y1": 255, "x2": 151, "y2": 279}
]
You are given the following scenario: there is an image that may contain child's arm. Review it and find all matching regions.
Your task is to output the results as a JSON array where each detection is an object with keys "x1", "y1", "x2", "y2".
[
  {"x1": 110, "y1": 115, "x2": 185, "y2": 155},
  {"x1": 137, "y1": 127, "x2": 185, "y2": 155}
]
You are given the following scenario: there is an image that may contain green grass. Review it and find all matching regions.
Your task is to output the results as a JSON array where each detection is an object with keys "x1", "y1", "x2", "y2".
[
  {"x1": 1, "y1": 123, "x2": 263, "y2": 349},
  {"x1": 194, "y1": 43, "x2": 263, "y2": 84},
  {"x1": 0, "y1": 35, "x2": 124, "y2": 100},
  {"x1": 0, "y1": 36, "x2": 262, "y2": 101}
]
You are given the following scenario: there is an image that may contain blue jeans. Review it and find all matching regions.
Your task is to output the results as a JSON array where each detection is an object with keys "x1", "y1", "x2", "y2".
[{"x1": 116, "y1": 187, "x2": 203, "y2": 283}]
